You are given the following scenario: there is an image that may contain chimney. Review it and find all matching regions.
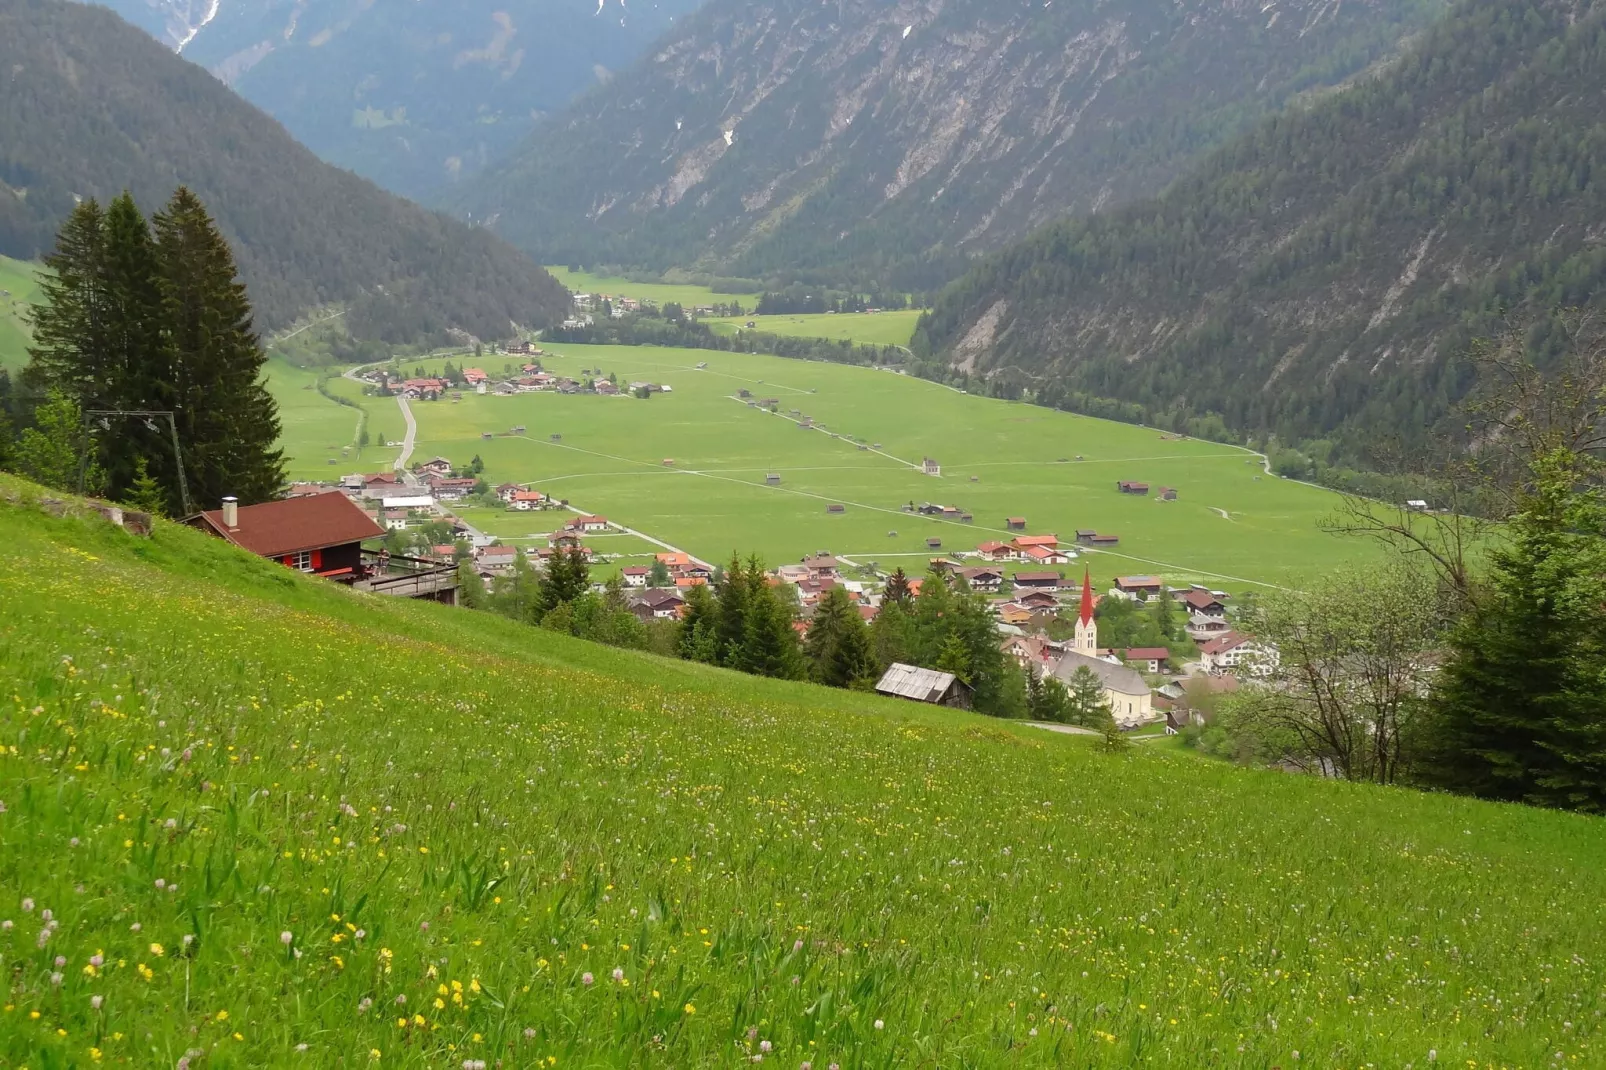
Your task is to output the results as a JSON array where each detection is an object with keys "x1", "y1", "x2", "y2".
[{"x1": 221, "y1": 496, "x2": 239, "y2": 531}]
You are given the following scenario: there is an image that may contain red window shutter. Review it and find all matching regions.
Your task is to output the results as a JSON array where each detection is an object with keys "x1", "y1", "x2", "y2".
[{"x1": 312, "y1": 548, "x2": 324, "y2": 571}]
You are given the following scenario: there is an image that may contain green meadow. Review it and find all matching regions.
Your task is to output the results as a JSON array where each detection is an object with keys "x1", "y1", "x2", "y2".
[
  {"x1": 264, "y1": 360, "x2": 383, "y2": 480},
  {"x1": 2, "y1": 479, "x2": 1603, "y2": 1067},
  {"x1": 393, "y1": 344, "x2": 1378, "y2": 589},
  {"x1": 0, "y1": 254, "x2": 42, "y2": 373},
  {"x1": 542, "y1": 268, "x2": 761, "y2": 309},
  {"x1": 704, "y1": 309, "x2": 923, "y2": 347}
]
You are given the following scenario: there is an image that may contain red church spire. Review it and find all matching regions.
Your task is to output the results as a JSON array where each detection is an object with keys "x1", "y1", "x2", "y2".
[{"x1": 1078, "y1": 568, "x2": 1095, "y2": 626}]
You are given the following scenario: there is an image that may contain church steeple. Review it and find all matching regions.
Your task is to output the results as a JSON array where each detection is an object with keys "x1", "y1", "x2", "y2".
[{"x1": 1074, "y1": 568, "x2": 1097, "y2": 655}]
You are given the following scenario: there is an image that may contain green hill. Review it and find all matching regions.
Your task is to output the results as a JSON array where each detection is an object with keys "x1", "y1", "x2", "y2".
[
  {"x1": 0, "y1": 0, "x2": 570, "y2": 344},
  {"x1": 913, "y1": 0, "x2": 1606, "y2": 465},
  {"x1": 2, "y1": 475, "x2": 1604, "y2": 1066}
]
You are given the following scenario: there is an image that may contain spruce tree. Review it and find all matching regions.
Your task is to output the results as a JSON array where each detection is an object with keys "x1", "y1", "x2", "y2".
[
  {"x1": 714, "y1": 551, "x2": 751, "y2": 667},
  {"x1": 121, "y1": 456, "x2": 167, "y2": 516},
  {"x1": 677, "y1": 582, "x2": 722, "y2": 663},
  {"x1": 26, "y1": 200, "x2": 112, "y2": 405},
  {"x1": 154, "y1": 187, "x2": 283, "y2": 508},
  {"x1": 737, "y1": 556, "x2": 803, "y2": 679},
  {"x1": 1065, "y1": 666, "x2": 1110, "y2": 727},
  {"x1": 883, "y1": 567, "x2": 913, "y2": 606},
  {"x1": 934, "y1": 633, "x2": 972, "y2": 683},
  {"x1": 1427, "y1": 450, "x2": 1606, "y2": 810},
  {"x1": 100, "y1": 192, "x2": 174, "y2": 500},
  {"x1": 805, "y1": 586, "x2": 877, "y2": 688}
]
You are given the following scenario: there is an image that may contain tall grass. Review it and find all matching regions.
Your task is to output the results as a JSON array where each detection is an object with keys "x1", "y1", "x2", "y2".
[{"x1": 0, "y1": 479, "x2": 1602, "y2": 1066}]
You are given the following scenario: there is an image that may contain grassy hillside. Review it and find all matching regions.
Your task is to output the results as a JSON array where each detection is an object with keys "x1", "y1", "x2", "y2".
[
  {"x1": 265, "y1": 359, "x2": 384, "y2": 479},
  {"x1": 1, "y1": 477, "x2": 1604, "y2": 1065},
  {"x1": 394, "y1": 344, "x2": 1378, "y2": 589},
  {"x1": 0, "y1": 253, "x2": 40, "y2": 373}
]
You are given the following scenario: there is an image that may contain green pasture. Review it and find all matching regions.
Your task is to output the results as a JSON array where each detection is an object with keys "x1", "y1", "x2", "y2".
[
  {"x1": 2, "y1": 480, "x2": 1603, "y2": 1067},
  {"x1": 0, "y1": 254, "x2": 42, "y2": 373},
  {"x1": 391, "y1": 344, "x2": 1380, "y2": 589},
  {"x1": 264, "y1": 359, "x2": 380, "y2": 480},
  {"x1": 543, "y1": 267, "x2": 761, "y2": 309},
  {"x1": 704, "y1": 309, "x2": 923, "y2": 347}
]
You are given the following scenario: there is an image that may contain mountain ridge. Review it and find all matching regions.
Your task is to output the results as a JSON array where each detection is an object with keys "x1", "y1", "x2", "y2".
[
  {"x1": 911, "y1": 0, "x2": 1606, "y2": 462},
  {"x1": 0, "y1": 0, "x2": 570, "y2": 343},
  {"x1": 453, "y1": 0, "x2": 1447, "y2": 290}
]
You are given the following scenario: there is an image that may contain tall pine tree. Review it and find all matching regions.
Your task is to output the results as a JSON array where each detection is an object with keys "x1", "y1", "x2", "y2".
[
  {"x1": 153, "y1": 187, "x2": 284, "y2": 509},
  {"x1": 804, "y1": 586, "x2": 878, "y2": 689}
]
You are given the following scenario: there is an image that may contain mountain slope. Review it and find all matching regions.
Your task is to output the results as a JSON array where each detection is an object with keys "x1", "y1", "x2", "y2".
[
  {"x1": 97, "y1": 0, "x2": 706, "y2": 200},
  {"x1": 452, "y1": 0, "x2": 1446, "y2": 289},
  {"x1": 0, "y1": 0, "x2": 570, "y2": 342},
  {"x1": 913, "y1": 0, "x2": 1606, "y2": 460}
]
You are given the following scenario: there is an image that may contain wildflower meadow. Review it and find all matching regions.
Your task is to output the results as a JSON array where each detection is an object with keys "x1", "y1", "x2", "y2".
[{"x1": 1, "y1": 480, "x2": 1603, "y2": 1067}]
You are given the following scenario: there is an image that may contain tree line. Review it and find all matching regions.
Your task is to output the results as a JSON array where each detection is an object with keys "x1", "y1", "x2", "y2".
[
  {"x1": 1, "y1": 188, "x2": 284, "y2": 515},
  {"x1": 545, "y1": 309, "x2": 905, "y2": 366}
]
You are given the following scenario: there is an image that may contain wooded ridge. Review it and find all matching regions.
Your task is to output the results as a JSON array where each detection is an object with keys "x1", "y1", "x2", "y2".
[
  {"x1": 912, "y1": 0, "x2": 1606, "y2": 465},
  {"x1": 0, "y1": 0, "x2": 571, "y2": 345}
]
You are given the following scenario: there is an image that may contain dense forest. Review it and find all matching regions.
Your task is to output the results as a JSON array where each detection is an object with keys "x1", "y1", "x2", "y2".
[
  {"x1": 0, "y1": 0, "x2": 571, "y2": 344},
  {"x1": 913, "y1": 0, "x2": 1606, "y2": 466},
  {"x1": 451, "y1": 0, "x2": 1445, "y2": 292}
]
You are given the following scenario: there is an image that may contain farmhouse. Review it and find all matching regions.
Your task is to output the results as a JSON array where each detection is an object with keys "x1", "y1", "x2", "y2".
[
  {"x1": 507, "y1": 490, "x2": 548, "y2": 511},
  {"x1": 874, "y1": 664, "x2": 972, "y2": 709},
  {"x1": 620, "y1": 566, "x2": 650, "y2": 588},
  {"x1": 975, "y1": 541, "x2": 1013, "y2": 562},
  {"x1": 426, "y1": 476, "x2": 478, "y2": 501},
  {"x1": 958, "y1": 567, "x2": 1004, "y2": 593},
  {"x1": 1179, "y1": 586, "x2": 1229, "y2": 617},
  {"x1": 630, "y1": 588, "x2": 686, "y2": 622},
  {"x1": 1020, "y1": 544, "x2": 1070, "y2": 566},
  {"x1": 802, "y1": 553, "x2": 839, "y2": 579},
  {"x1": 189, "y1": 492, "x2": 382, "y2": 582},
  {"x1": 1124, "y1": 647, "x2": 1171, "y2": 673},
  {"x1": 416, "y1": 457, "x2": 453, "y2": 477},
  {"x1": 495, "y1": 483, "x2": 523, "y2": 502},
  {"x1": 566, "y1": 515, "x2": 610, "y2": 533},
  {"x1": 1010, "y1": 534, "x2": 1059, "y2": 556},
  {"x1": 1013, "y1": 571, "x2": 1063, "y2": 592},
  {"x1": 1188, "y1": 613, "x2": 1232, "y2": 641},
  {"x1": 1201, "y1": 632, "x2": 1277, "y2": 675},
  {"x1": 1112, "y1": 576, "x2": 1164, "y2": 600},
  {"x1": 1117, "y1": 480, "x2": 1150, "y2": 494}
]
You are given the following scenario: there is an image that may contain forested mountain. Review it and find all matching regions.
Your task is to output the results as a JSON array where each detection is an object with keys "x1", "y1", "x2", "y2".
[
  {"x1": 96, "y1": 0, "x2": 706, "y2": 199},
  {"x1": 0, "y1": 0, "x2": 570, "y2": 343},
  {"x1": 913, "y1": 0, "x2": 1606, "y2": 463},
  {"x1": 452, "y1": 0, "x2": 1446, "y2": 290}
]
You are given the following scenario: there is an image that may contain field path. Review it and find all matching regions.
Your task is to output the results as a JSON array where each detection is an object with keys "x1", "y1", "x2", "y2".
[
  {"x1": 726, "y1": 395, "x2": 925, "y2": 471},
  {"x1": 561, "y1": 504, "x2": 711, "y2": 570},
  {"x1": 392, "y1": 394, "x2": 418, "y2": 475}
]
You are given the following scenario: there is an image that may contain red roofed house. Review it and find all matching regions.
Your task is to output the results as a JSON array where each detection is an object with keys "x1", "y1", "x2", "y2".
[
  {"x1": 1021, "y1": 544, "x2": 1070, "y2": 566},
  {"x1": 1179, "y1": 586, "x2": 1229, "y2": 617},
  {"x1": 415, "y1": 457, "x2": 453, "y2": 477},
  {"x1": 975, "y1": 541, "x2": 1013, "y2": 562},
  {"x1": 508, "y1": 490, "x2": 547, "y2": 511},
  {"x1": 620, "y1": 566, "x2": 651, "y2": 587},
  {"x1": 463, "y1": 368, "x2": 488, "y2": 385},
  {"x1": 189, "y1": 492, "x2": 383, "y2": 583},
  {"x1": 1124, "y1": 647, "x2": 1172, "y2": 674},
  {"x1": 1010, "y1": 534, "x2": 1058, "y2": 559},
  {"x1": 566, "y1": 514, "x2": 610, "y2": 533},
  {"x1": 1201, "y1": 632, "x2": 1278, "y2": 675}
]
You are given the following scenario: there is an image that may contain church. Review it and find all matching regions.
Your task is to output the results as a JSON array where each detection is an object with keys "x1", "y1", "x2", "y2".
[{"x1": 1048, "y1": 570, "x2": 1155, "y2": 727}]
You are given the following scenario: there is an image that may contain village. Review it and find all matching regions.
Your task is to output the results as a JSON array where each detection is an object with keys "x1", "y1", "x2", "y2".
[{"x1": 208, "y1": 445, "x2": 1282, "y2": 736}]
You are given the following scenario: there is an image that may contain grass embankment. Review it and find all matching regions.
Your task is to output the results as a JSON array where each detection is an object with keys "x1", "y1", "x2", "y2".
[
  {"x1": 0, "y1": 254, "x2": 42, "y2": 373},
  {"x1": 395, "y1": 345, "x2": 1376, "y2": 589},
  {"x1": 2, "y1": 477, "x2": 1603, "y2": 1066}
]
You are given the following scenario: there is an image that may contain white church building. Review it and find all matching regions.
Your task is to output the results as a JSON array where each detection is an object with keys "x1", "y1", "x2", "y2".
[{"x1": 1048, "y1": 570, "x2": 1155, "y2": 727}]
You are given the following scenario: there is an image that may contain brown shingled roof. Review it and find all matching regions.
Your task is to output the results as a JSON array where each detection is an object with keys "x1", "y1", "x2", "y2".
[{"x1": 193, "y1": 492, "x2": 384, "y2": 559}]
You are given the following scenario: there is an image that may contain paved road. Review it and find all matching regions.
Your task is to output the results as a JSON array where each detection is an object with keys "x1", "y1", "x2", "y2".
[{"x1": 393, "y1": 394, "x2": 418, "y2": 475}]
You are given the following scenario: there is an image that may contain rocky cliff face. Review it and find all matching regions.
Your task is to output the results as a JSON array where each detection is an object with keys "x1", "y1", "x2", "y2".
[
  {"x1": 454, "y1": 0, "x2": 1445, "y2": 287},
  {"x1": 93, "y1": 0, "x2": 703, "y2": 199},
  {"x1": 913, "y1": 0, "x2": 1606, "y2": 461}
]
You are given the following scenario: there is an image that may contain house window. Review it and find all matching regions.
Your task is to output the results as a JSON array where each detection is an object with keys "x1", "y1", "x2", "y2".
[{"x1": 287, "y1": 550, "x2": 314, "y2": 572}]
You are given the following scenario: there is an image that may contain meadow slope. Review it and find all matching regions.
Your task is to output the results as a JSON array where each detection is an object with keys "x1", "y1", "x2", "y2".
[{"x1": 1, "y1": 478, "x2": 1603, "y2": 1066}]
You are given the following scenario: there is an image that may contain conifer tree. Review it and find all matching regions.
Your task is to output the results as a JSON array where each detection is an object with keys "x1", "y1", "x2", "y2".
[
  {"x1": 154, "y1": 187, "x2": 283, "y2": 509},
  {"x1": 100, "y1": 192, "x2": 174, "y2": 500},
  {"x1": 121, "y1": 456, "x2": 167, "y2": 516},
  {"x1": 26, "y1": 200, "x2": 112, "y2": 405},
  {"x1": 868, "y1": 597, "x2": 914, "y2": 669},
  {"x1": 804, "y1": 586, "x2": 877, "y2": 688},
  {"x1": 883, "y1": 567, "x2": 913, "y2": 606},
  {"x1": 1427, "y1": 450, "x2": 1606, "y2": 810},
  {"x1": 714, "y1": 551, "x2": 751, "y2": 667},
  {"x1": 677, "y1": 582, "x2": 722, "y2": 663},
  {"x1": 1065, "y1": 666, "x2": 1111, "y2": 727},
  {"x1": 934, "y1": 633, "x2": 973, "y2": 683},
  {"x1": 1153, "y1": 587, "x2": 1178, "y2": 639},
  {"x1": 454, "y1": 542, "x2": 488, "y2": 610},
  {"x1": 737, "y1": 556, "x2": 803, "y2": 679}
]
